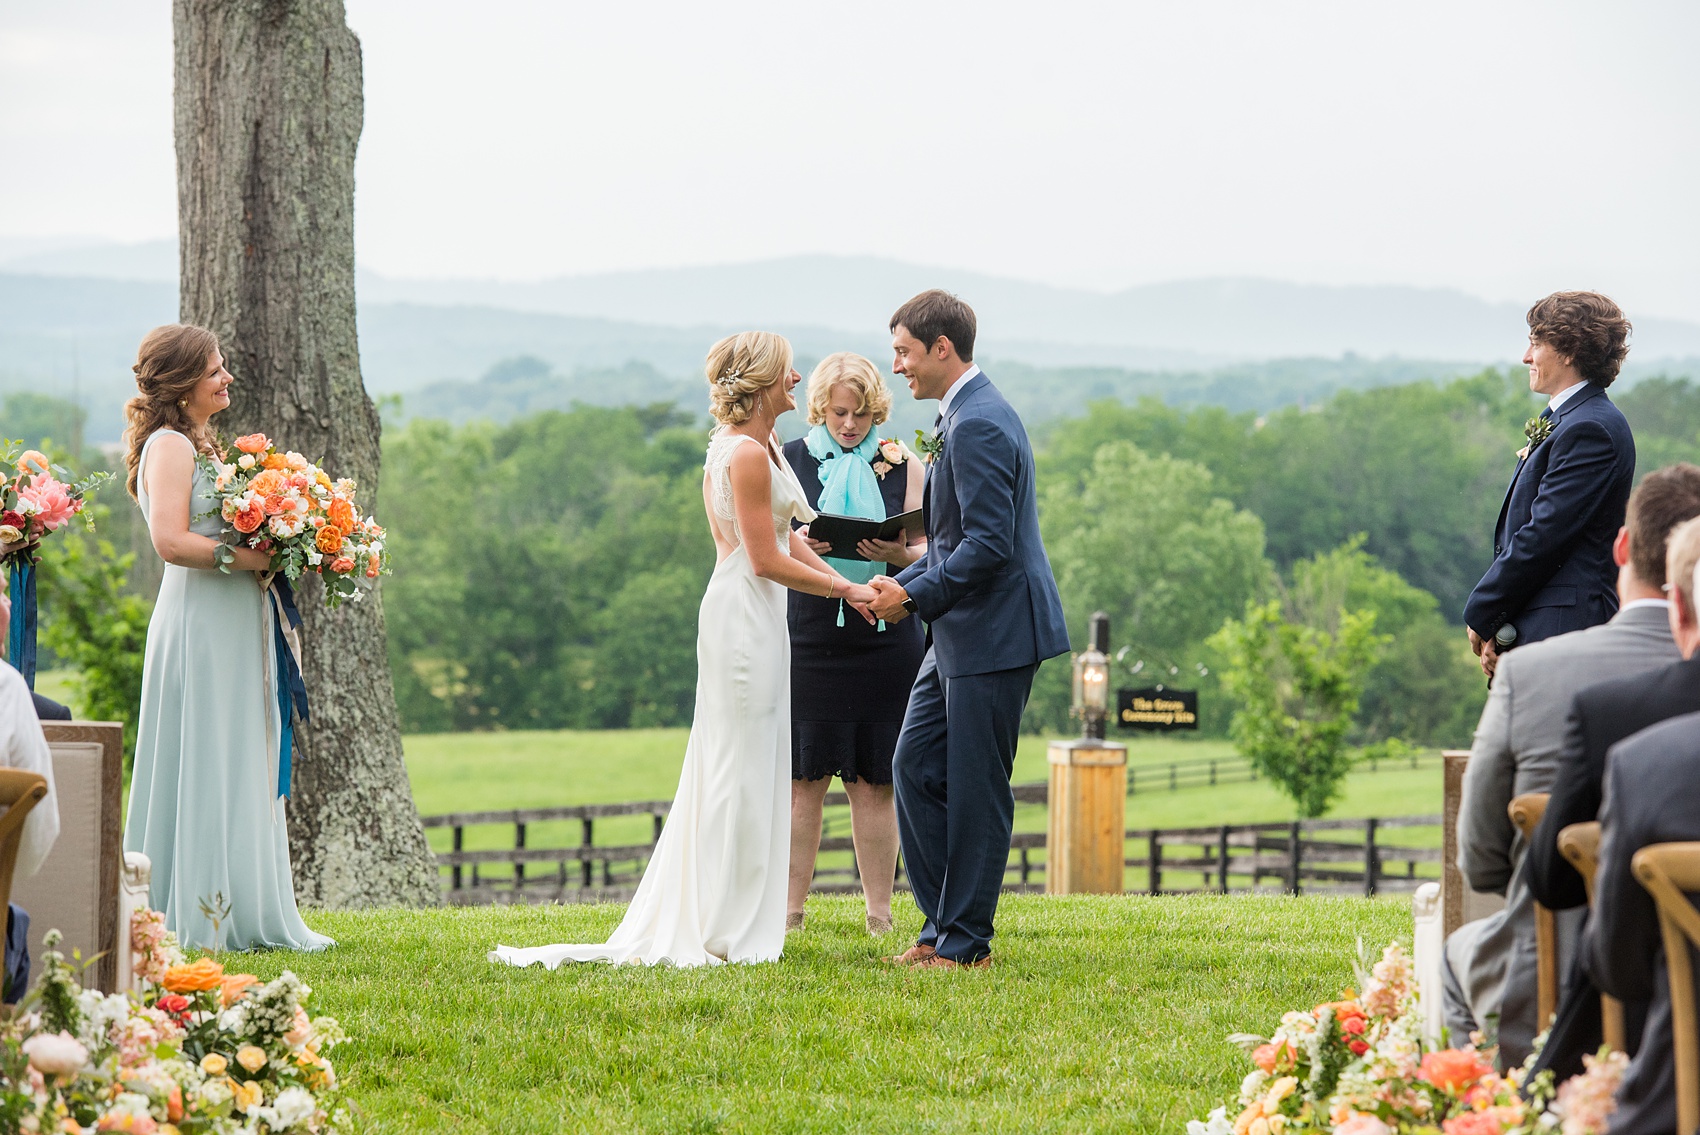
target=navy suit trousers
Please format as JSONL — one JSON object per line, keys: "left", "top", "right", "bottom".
{"left": 892, "top": 649, "right": 1037, "bottom": 963}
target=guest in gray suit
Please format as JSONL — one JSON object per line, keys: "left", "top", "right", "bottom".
{"left": 1444, "top": 466, "right": 1700, "bottom": 1067}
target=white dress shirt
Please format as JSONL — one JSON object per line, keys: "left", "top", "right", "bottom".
{"left": 938, "top": 364, "right": 982, "bottom": 419}
{"left": 0, "top": 662, "right": 60, "bottom": 878}
{"left": 1548, "top": 381, "right": 1591, "bottom": 415}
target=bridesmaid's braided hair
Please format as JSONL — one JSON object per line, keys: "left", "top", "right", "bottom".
{"left": 122, "top": 323, "right": 224, "bottom": 500}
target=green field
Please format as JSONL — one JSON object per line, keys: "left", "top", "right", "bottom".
{"left": 401, "top": 729, "right": 1444, "bottom": 892}
{"left": 253, "top": 894, "right": 1410, "bottom": 1134}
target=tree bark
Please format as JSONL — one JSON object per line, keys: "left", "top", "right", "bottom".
{"left": 173, "top": 0, "right": 437, "bottom": 908}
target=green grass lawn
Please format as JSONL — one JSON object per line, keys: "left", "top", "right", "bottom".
{"left": 251, "top": 894, "right": 1410, "bottom": 1134}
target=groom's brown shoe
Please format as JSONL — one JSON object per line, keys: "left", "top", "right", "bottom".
{"left": 881, "top": 943, "right": 936, "bottom": 966}
{"left": 911, "top": 953, "right": 992, "bottom": 971}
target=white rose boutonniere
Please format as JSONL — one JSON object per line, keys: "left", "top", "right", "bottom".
{"left": 872, "top": 437, "right": 910, "bottom": 479}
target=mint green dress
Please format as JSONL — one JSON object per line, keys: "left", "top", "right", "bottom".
{"left": 124, "top": 429, "right": 332, "bottom": 952}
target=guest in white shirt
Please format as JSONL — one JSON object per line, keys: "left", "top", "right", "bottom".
{"left": 0, "top": 590, "right": 61, "bottom": 1001}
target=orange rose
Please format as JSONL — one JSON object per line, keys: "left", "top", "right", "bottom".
{"left": 315, "top": 526, "right": 344, "bottom": 554}
{"left": 330, "top": 556, "right": 355, "bottom": 574}
{"left": 234, "top": 434, "right": 270, "bottom": 455}
{"left": 161, "top": 957, "right": 225, "bottom": 993}
{"left": 1420, "top": 1049, "right": 1494, "bottom": 1093}
{"left": 220, "top": 972, "right": 259, "bottom": 1007}
{"left": 1252, "top": 1043, "right": 1281, "bottom": 1073}
{"left": 263, "top": 495, "right": 291, "bottom": 516}
{"left": 249, "top": 470, "right": 286, "bottom": 497}
{"left": 262, "top": 452, "right": 290, "bottom": 470}
{"left": 233, "top": 503, "right": 265, "bottom": 534}
{"left": 327, "top": 497, "right": 356, "bottom": 535}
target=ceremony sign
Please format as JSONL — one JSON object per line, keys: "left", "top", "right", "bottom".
{"left": 1116, "top": 687, "right": 1198, "bottom": 731}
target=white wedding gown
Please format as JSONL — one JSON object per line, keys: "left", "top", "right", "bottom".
{"left": 490, "top": 431, "right": 815, "bottom": 968}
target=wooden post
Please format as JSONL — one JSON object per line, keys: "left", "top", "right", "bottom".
{"left": 451, "top": 825, "right": 463, "bottom": 891}
{"left": 581, "top": 818, "right": 594, "bottom": 888}
{"left": 1443, "top": 749, "right": 1470, "bottom": 935}
{"left": 1287, "top": 821, "right": 1302, "bottom": 894}
{"left": 1217, "top": 825, "right": 1230, "bottom": 894}
{"left": 514, "top": 821, "right": 526, "bottom": 890}
{"left": 1148, "top": 830, "right": 1163, "bottom": 896}
{"left": 1045, "top": 739, "right": 1128, "bottom": 894}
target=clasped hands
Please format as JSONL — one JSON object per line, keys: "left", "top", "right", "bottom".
{"left": 1466, "top": 626, "right": 1499, "bottom": 681}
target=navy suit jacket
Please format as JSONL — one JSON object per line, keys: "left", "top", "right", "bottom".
{"left": 1464, "top": 384, "right": 1634, "bottom": 646}
{"left": 896, "top": 372, "right": 1070, "bottom": 679}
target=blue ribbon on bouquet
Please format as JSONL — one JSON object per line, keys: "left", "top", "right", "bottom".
{"left": 267, "top": 576, "right": 310, "bottom": 799}
{"left": 6, "top": 561, "right": 36, "bottom": 689}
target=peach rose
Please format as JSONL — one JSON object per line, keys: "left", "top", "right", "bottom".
{"left": 16, "top": 449, "right": 51, "bottom": 476}
{"left": 1442, "top": 1112, "right": 1508, "bottom": 1135}
{"left": 220, "top": 973, "right": 259, "bottom": 1007}
{"left": 1420, "top": 1049, "right": 1494, "bottom": 1093}
{"left": 249, "top": 470, "right": 286, "bottom": 497}
{"left": 231, "top": 1077, "right": 263, "bottom": 1112}
{"left": 330, "top": 556, "right": 356, "bottom": 575}
{"left": 161, "top": 957, "right": 225, "bottom": 993}
{"left": 200, "top": 1053, "right": 228, "bottom": 1076}
{"left": 233, "top": 503, "right": 265, "bottom": 534}
{"left": 1334, "top": 1115, "right": 1393, "bottom": 1135}
{"left": 236, "top": 1044, "right": 267, "bottom": 1073}
{"left": 22, "top": 1031, "right": 87, "bottom": 1077}
{"left": 285, "top": 452, "right": 309, "bottom": 471}
{"left": 234, "top": 434, "right": 270, "bottom": 455}
{"left": 315, "top": 525, "right": 344, "bottom": 554}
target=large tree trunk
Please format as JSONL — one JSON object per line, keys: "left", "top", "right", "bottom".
{"left": 173, "top": 0, "right": 437, "bottom": 908}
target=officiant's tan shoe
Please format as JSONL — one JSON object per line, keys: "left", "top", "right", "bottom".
{"left": 910, "top": 953, "right": 992, "bottom": 971}
{"left": 881, "top": 943, "right": 935, "bottom": 966}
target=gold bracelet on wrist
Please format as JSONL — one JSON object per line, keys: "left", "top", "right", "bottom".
{"left": 825, "top": 575, "right": 836, "bottom": 599}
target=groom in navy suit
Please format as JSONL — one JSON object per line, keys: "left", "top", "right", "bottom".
{"left": 1465, "top": 291, "right": 1637, "bottom": 680}
{"left": 868, "top": 290, "right": 1070, "bottom": 969}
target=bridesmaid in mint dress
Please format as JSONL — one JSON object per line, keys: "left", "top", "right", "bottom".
{"left": 121, "top": 324, "right": 331, "bottom": 952}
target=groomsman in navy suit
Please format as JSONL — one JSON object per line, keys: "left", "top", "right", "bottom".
{"left": 869, "top": 290, "right": 1070, "bottom": 969}
{"left": 1465, "top": 292, "right": 1637, "bottom": 680}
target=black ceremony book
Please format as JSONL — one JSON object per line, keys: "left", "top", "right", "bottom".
{"left": 807, "top": 509, "right": 924, "bottom": 561}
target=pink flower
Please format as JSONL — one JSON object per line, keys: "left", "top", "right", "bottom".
{"left": 1442, "top": 1111, "right": 1509, "bottom": 1135}
{"left": 1335, "top": 1115, "right": 1393, "bottom": 1135}
{"left": 22, "top": 1031, "right": 87, "bottom": 1077}
{"left": 234, "top": 433, "right": 271, "bottom": 454}
{"left": 16, "top": 474, "right": 78, "bottom": 533}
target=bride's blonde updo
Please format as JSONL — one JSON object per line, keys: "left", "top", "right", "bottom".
{"left": 705, "top": 331, "right": 793, "bottom": 426}
{"left": 122, "top": 323, "right": 223, "bottom": 500}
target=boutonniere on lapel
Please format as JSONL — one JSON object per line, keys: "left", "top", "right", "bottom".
{"left": 914, "top": 427, "right": 944, "bottom": 465}
{"left": 871, "top": 438, "right": 909, "bottom": 479}
{"left": 1517, "top": 415, "right": 1555, "bottom": 461}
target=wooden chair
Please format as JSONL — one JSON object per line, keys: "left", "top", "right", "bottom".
{"left": 1631, "top": 842, "right": 1700, "bottom": 1135}
{"left": 1558, "top": 821, "right": 1627, "bottom": 1052}
{"left": 0, "top": 769, "right": 50, "bottom": 918}
{"left": 1509, "top": 792, "right": 1559, "bottom": 1030}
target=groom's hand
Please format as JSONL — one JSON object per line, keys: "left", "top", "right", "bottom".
{"left": 868, "top": 576, "right": 911, "bottom": 623}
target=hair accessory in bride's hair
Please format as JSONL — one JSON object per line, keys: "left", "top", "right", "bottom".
{"left": 716, "top": 367, "right": 743, "bottom": 388}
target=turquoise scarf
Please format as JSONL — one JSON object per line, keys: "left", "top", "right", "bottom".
{"left": 805, "top": 425, "right": 888, "bottom": 628}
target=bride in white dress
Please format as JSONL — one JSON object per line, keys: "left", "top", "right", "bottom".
{"left": 491, "top": 331, "right": 881, "bottom": 968}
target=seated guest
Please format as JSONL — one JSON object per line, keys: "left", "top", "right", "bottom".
{"left": 0, "top": 591, "right": 62, "bottom": 1002}
{"left": 1585, "top": 708, "right": 1700, "bottom": 1135}
{"left": 1445, "top": 467, "right": 1700, "bottom": 1068}
{"left": 31, "top": 692, "right": 70, "bottom": 721}
{"left": 1465, "top": 292, "right": 1636, "bottom": 680}
{"left": 1525, "top": 501, "right": 1700, "bottom": 1084}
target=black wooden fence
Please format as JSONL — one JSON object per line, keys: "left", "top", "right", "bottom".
{"left": 422, "top": 781, "right": 1441, "bottom": 905}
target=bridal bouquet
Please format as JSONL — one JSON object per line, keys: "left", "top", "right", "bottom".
{"left": 199, "top": 434, "right": 389, "bottom": 608}
{"left": 0, "top": 910, "right": 349, "bottom": 1133}
{"left": 0, "top": 445, "right": 111, "bottom": 564}
{"left": 1185, "top": 942, "right": 1627, "bottom": 1135}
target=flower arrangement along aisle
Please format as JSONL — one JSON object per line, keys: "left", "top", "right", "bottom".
{"left": 1184, "top": 942, "right": 1630, "bottom": 1135}
{"left": 0, "top": 910, "right": 349, "bottom": 1133}
{"left": 198, "top": 433, "right": 391, "bottom": 799}
{"left": 1, "top": 444, "right": 113, "bottom": 687}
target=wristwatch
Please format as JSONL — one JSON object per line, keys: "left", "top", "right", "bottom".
{"left": 213, "top": 543, "right": 238, "bottom": 574}
{"left": 901, "top": 596, "right": 918, "bottom": 614}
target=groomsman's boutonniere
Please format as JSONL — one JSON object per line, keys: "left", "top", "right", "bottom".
{"left": 871, "top": 438, "right": 908, "bottom": 479}
{"left": 914, "top": 427, "right": 944, "bottom": 465}
{"left": 1518, "top": 415, "right": 1555, "bottom": 461}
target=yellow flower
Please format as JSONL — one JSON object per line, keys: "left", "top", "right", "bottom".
{"left": 231, "top": 1078, "right": 263, "bottom": 1112}
{"left": 235, "top": 1044, "right": 267, "bottom": 1073}
{"left": 199, "top": 1053, "right": 228, "bottom": 1076}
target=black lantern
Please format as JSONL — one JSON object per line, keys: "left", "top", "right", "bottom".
{"left": 1071, "top": 611, "right": 1111, "bottom": 741}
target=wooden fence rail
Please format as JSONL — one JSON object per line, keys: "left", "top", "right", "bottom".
{"left": 422, "top": 787, "right": 1441, "bottom": 905}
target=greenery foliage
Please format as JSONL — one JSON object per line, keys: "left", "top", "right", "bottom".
{"left": 1210, "top": 584, "right": 1389, "bottom": 818}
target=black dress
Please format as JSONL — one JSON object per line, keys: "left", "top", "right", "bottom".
{"left": 782, "top": 437, "right": 927, "bottom": 784}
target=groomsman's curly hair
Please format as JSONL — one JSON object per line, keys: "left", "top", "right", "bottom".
{"left": 890, "top": 290, "right": 976, "bottom": 362}
{"left": 1526, "top": 291, "right": 1632, "bottom": 388}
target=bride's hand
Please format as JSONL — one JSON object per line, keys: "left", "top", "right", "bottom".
{"left": 840, "top": 582, "right": 879, "bottom": 624}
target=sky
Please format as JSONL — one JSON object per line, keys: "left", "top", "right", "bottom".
{"left": 2, "top": 0, "right": 1697, "bottom": 319}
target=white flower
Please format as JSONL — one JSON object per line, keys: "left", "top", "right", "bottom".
{"left": 270, "top": 1086, "right": 318, "bottom": 1128}
{"left": 1187, "top": 1106, "right": 1235, "bottom": 1135}
{"left": 76, "top": 990, "right": 131, "bottom": 1046}
{"left": 21, "top": 1031, "right": 87, "bottom": 1076}
{"left": 238, "top": 454, "right": 256, "bottom": 470}
{"left": 0, "top": 524, "right": 22, "bottom": 543}
{"left": 307, "top": 550, "right": 323, "bottom": 566}
{"left": 15, "top": 498, "right": 41, "bottom": 516}
{"left": 198, "top": 1076, "right": 234, "bottom": 1106}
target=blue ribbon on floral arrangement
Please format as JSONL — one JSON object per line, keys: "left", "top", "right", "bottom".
{"left": 6, "top": 561, "right": 36, "bottom": 689}
{"left": 267, "top": 576, "right": 310, "bottom": 799}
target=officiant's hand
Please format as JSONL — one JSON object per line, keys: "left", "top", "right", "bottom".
{"left": 796, "top": 525, "right": 833, "bottom": 556}
{"left": 857, "top": 537, "right": 919, "bottom": 569}
{"left": 867, "top": 576, "right": 911, "bottom": 623}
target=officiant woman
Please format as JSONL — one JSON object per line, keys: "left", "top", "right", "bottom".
{"left": 782, "top": 352, "right": 926, "bottom": 936}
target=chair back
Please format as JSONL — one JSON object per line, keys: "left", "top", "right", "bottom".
{"left": 1509, "top": 792, "right": 1558, "bottom": 1029}
{"left": 0, "top": 769, "right": 49, "bottom": 917}
{"left": 1559, "top": 821, "right": 1626, "bottom": 1052}
{"left": 1631, "top": 842, "right": 1700, "bottom": 1135}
